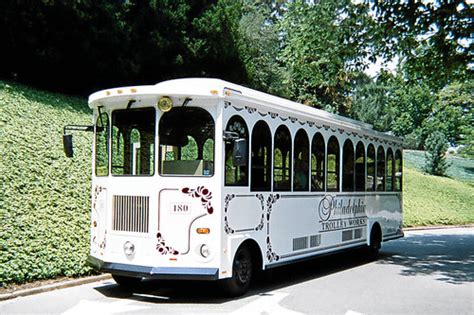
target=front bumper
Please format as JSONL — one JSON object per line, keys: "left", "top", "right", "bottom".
{"left": 88, "top": 256, "right": 219, "bottom": 281}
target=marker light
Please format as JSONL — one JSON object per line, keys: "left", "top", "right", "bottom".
{"left": 158, "top": 96, "right": 173, "bottom": 112}
{"left": 197, "top": 228, "right": 210, "bottom": 234}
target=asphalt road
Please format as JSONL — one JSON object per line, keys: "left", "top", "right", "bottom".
{"left": 1, "top": 227, "right": 473, "bottom": 314}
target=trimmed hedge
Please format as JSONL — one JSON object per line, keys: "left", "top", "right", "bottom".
{"left": 0, "top": 81, "right": 93, "bottom": 286}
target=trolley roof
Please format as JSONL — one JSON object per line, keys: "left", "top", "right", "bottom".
{"left": 88, "top": 78, "right": 403, "bottom": 145}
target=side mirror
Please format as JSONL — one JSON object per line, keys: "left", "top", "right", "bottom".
{"left": 233, "top": 138, "right": 247, "bottom": 166}
{"left": 63, "top": 134, "right": 74, "bottom": 158}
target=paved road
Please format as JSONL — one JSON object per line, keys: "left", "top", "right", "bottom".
{"left": 1, "top": 227, "right": 473, "bottom": 314}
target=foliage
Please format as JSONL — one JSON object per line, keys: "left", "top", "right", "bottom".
{"left": 424, "top": 131, "right": 450, "bottom": 176}
{"left": 403, "top": 166, "right": 474, "bottom": 227}
{"left": 278, "top": 0, "right": 375, "bottom": 114}
{"left": 0, "top": 0, "right": 247, "bottom": 94}
{"left": 369, "top": 0, "right": 473, "bottom": 89}
{"left": 404, "top": 150, "right": 474, "bottom": 186}
{"left": 0, "top": 81, "right": 93, "bottom": 286}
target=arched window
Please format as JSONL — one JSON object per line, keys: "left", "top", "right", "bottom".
{"left": 395, "top": 150, "right": 403, "bottom": 191}
{"left": 311, "top": 133, "right": 325, "bottom": 191}
{"left": 367, "top": 144, "right": 376, "bottom": 191}
{"left": 273, "top": 125, "right": 292, "bottom": 191}
{"left": 327, "top": 136, "right": 340, "bottom": 191}
{"left": 386, "top": 148, "right": 394, "bottom": 191}
{"left": 224, "top": 115, "right": 248, "bottom": 186}
{"left": 251, "top": 121, "right": 271, "bottom": 191}
{"left": 355, "top": 141, "right": 365, "bottom": 191}
{"left": 342, "top": 139, "right": 355, "bottom": 191}
{"left": 294, "top": 129, "right": 309, "bottom": 191}
{"left": 376, "top": 146, "right": 385, "bottom": 191}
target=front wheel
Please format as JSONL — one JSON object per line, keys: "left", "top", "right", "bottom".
{"left": 221, "top": 246, "right": 253, "bottom": 297}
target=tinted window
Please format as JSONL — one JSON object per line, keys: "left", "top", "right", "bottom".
{"left": 274, "top": 125, "right": 292, "bottom": 191}
{"left": 327, "top": 136, "right": 340, "bottom": 191}
{"left": 377, "top": 146, "right": 385, "bottom": 191}
{"left": 311, "top": 133, "right": 325, "bottom": 191}
{"left": 225, "top": 115, "right": 248, "bottom": 186}
{"left": 386, "top": 148, "right": 394, "bottom": 191}
{"left": 395, "top": 150, "right": 403, "bottom": 191}
{"left": 294, "top": 129, "right": 309, "bottom": 191}
{"left": 342, "top": 139, "right": 354, "bottom": 192}
{"left": 355, "top": 141, "right": 365, "bottom": 191}
{"left": 367, "top": 144, "right": 376, "bottom": 191}
{"left": 251, "top": 121, "right": 272, "bottom": 191}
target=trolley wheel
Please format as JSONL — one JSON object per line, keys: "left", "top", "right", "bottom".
{"left": 112, "top": 274, "right": 142, "bottom": 287}
{"left": 222, "top": 246, "right": 253, "bottom": 297}
{"left": 367, "top": 226, "right": 382, "bottom": 261}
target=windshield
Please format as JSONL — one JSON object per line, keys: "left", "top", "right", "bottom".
{"left": 159, "top": 107, "right": 214, "bottom": 176}
{"left": 111, "top": 107, "right": 155, "bottom": 176}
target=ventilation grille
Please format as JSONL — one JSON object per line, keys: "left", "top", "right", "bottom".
{"left": 342, "top": 230, "right": 353, "bottom": 242}
{"left": 354, "top": 228, "right": 363, "bottom": 239}
{"left": 112, "top": 195, "right": 149, "bottom": 233}
{"left": 293, "top": 237, "right": 308, "bottom": 251}
{"left": 310, "top": 234, "right": 321, "bottom": 247}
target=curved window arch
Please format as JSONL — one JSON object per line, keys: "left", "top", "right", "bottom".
{"left": 355, "top": 141, "right": 365, "bottom": 191}
{"left": 294, "top": 129, "right": 309, "bottom": 191}
{"left": 251, "top": 120, "right": 272, "bottom": 191}
{"left": 311, "top": 133, "right": 325, "bottom": 191}
{"left": 367, "top": 144, "right": 376, "bottom": 191}
{"left": 327, "top": 136, "right": 340, "bottom": 191}
{"left": 395, "top": 150, "right": 403, "bottom": 191}
{"left": 386, "top": 148, "right": 394, "bottom": 191}
{"left": 273, "top": 125, "right": 292, "bottom": 191}
{"left": 376, "top": 146, "right": 385, "bottom": 191}
{"left": 225, "top": 115, "right": 248, "bottom": 186}
{"left": 342, "top": 139, "right": 355, "bottom": 191}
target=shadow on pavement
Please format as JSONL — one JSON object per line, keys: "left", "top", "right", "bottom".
{"left": 379, "top": 231, "right": 474, "bottom": 285}
{"left": 94, "top": 247, "right": 372, "bottom": 304}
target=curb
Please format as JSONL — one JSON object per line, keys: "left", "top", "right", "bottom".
{"left": 405, "top": 224, "right": 474, "bottom": 231}
{"left": 0, "top": 274, "right": 112, "bottom": 302}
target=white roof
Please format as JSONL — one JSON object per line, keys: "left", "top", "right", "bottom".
{"left": 88, "top": 78, "right": 402, "bottom": 145}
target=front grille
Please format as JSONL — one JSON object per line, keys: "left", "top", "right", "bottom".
{"left": 112, "top": 195, "right": 149, "bottom": 233}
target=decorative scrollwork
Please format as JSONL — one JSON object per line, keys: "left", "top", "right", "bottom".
{"left": 156, "top": 232, "right": 179, "bottom": 255}
{"left": 182, "top": 186, "right": 214, "bottom": 214}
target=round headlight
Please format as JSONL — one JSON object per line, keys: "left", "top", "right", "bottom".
{"left": 158, "top": 96, "right": 173, "bottom": 112}
{"left": 200, "top": 244, "right": 210, "bottom": 258}
{"left": 124, "top": 241, "right": 135, "bottom": 257}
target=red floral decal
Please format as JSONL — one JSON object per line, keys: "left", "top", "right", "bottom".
{"left": 156, "top": 232, "right": 179, "bottom": 255}
{"left": 181, "top": 186, "right": 214, "bottom": 214}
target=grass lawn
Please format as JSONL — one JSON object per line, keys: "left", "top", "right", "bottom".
{"left": 403, "top": 166, "right": 474, "bottom": 227}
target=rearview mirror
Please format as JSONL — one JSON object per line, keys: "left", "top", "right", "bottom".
{"left": 63, "top": 134, "right": 74, "bottom": 158}
{"left": 233, "top": 138, "right": 247, "bottom": 166}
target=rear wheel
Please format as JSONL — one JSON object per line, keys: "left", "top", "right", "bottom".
{"left": 112, "top": 274, "right": 142, "bottom": 287}
{"left": 368, "top": 225, "right": 382, "bottom": 261}
{"left": 222, "top": 246, "right": 253, "bottom": 297}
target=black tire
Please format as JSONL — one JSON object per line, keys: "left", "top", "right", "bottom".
{"left": 112, "top": 274, "right": 142, "bottom": 288}
{"left": 367, "top": 227, "right": 382, "bottom": 261}
{"left": 222, "top": 246, "right": 253, "bottom": 297}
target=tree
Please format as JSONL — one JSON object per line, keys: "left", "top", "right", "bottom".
{"left": 424, "top": 131, "right": 449, "bottom": 176}
{"left": 278, "top": 0, "right": 375, "bottom": 114}
{"left": 369, "top": 0, "right": 473, "bottom": 89}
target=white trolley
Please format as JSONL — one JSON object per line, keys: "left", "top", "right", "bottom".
{"left": 64, "top": 78, "right": 404, "bottom": 296}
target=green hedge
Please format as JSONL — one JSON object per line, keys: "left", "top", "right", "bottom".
{"left": 0, "top": 81, "right": 93, "bottom": 286}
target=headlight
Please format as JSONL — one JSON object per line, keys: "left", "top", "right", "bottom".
{"left": 200, "top": 244, "right": 210, "bottom": 258}
{"left": 124, "top": 241, "right": 135, "bottom": 257}
{"left": 158, "top": 96, "right": 173, "bottom": 112}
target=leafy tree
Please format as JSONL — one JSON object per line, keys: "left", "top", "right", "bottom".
{"left": 369, "top": 0, "right": 473, "bottom": 89}
{"left": 278, "top": 0, "right": 375, "bottom": 114}
{"left": 424, "top": 131, "right": 450, "bottom": 176}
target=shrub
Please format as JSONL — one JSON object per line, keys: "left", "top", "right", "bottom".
{"left": 424, "top": 131, "right": 449, "bottom": 176}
